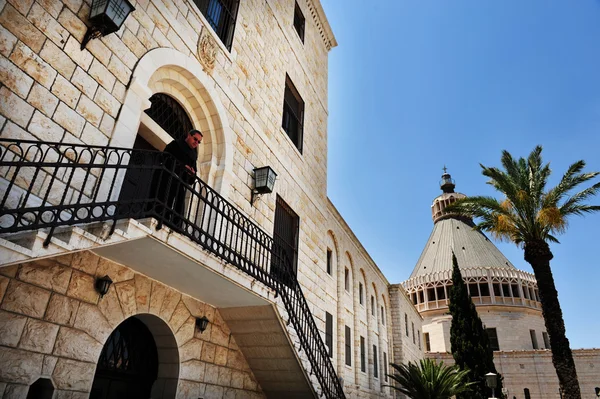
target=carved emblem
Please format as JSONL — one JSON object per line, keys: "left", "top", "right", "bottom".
{"left": 198, "top": 28, "right": 217, "bottom": 74}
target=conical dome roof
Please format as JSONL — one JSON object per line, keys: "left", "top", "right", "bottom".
{"left": 408, "top": 170, "right": 517, "bottom": 279}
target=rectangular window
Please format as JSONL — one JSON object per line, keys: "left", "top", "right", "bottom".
{"left": 371, "top": 296, "right": 375, "bottom": 316}
{"left": 511, "top": 284, "right": 520, "bottom": 297}
{"left": 381, "top": 306, "right": 385, "bottom": 325}
{"left": 272, "top": 196, "right": 299, "bottom": 283}
{"left": 192, "top": 0, "right": 240, "bottom": 50}
{"left": 530, "top": 329, "right": 539, "bottom": 349}
{"left": 360, "top": 336, "right": 366, "bottom": 372}
{"left": 373, "top": 345, "right": 378, "bottom": 378}
{"left": 493, "top": 283, "right": 502, "bottom": 297}
{"left": 502, "top": 283, "right": 510, "bottom": 297}
{"left": 359, "top": 282, "right": 363, "bottom": 305}
{"left": 282, "top": 75, "right": 304, "bottom": 153}
{"left": 412, "top": 322, "right": 415, "bottom": 344}
{"left": 293, "top": 2, "right": 305, "bottom": 42}
{"left": 345, "top": 326, "right": 351, "bottom": 366}
{"left": 411, "top": 292, "right": 418, "bottom": 304}
{"left": 326, "top": 249, "right": 332, "bottom": 275}
{"left": 418, "top": 330, "right": 421, "bottom": 350}
{"left": 325, "top": 312, "right": 333, "bottom": 357}
{"left": 486, "top": 328, "right": 500, "bottom": 351}
{"left": 468, "top": 283, "right": 480, "bottom": 297}
{"left": 480, "top": 282, "right": 490, "bottom": 297}
{"left": 405, "top": 313, "right": 409, "bottom": 336}
{"left": 344, "top": 268, "right": 349, "bottom": 291}
{"left": 436, "top": 286, "right": 446, "bottom": 300}
{"left": 542, "top": 332, "right": 551, "bottom": 349}
{"left": 383, "top": 352, "right": 388, "bottom": 382}
{"left": 424, "top": 332, "right": 431, "bottom": 352}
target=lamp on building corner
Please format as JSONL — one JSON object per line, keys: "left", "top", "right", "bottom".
{"left": 95, "top": 275, "right": 113, "bottom": 298}
{"left": 251, "top": 166, "right": 277, "bottom": 205}
{"left": 81, "top": 0, "right": 136, "bottom": 50}
{"left": 485, "top": 372, "right": 498, "bottom": 399}
{"left": 195, "top": 316, "right": 210, "bottom": 334}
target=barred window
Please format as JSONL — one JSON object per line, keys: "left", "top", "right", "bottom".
{"left": 282, "top": 75, "right": 304, "bottom": 153}
{"left": 192, "top": 0, "right": 240, "bottom": 50}
{"left": 293, "top": 2, "right": 305, "bottom": 42}
{"left": 345, "top": 326, "right": 351, "bottom": 366}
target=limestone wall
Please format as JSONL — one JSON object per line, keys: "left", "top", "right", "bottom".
{"left": 427, "top": 349, "right": 600, "bottom": 399}
{"left": 0, "top": 251, "right": 264, "bottom": 398}
{"left": 421, "top": 305, "right": 548, "bottom": 352}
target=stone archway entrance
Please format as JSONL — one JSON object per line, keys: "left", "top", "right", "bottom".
{"left": 89, "top": 314, "right": 180, "bottom": 399}
{"left": 90, "top": 317, "right": 159, "bottom": 399}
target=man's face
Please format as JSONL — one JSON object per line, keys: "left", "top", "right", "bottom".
{"left": 185, "top": 132, "right": 202, "bottom": 149}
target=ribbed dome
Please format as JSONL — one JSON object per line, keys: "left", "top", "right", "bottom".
{"left": 409, "top": 170, "right": 517, "bottom": 279}
{"left": 408, "top": 217, "right": 517, "bottom": 279}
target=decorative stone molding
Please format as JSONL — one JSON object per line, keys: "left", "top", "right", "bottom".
{"left": 197, "top": 27, "right": 218, "bottom": 74}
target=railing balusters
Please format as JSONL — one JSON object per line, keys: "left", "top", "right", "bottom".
{"left": 0, "top": 139, "right": 345, "bottom": 399}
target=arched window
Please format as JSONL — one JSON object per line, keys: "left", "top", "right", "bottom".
{"left": 145, "top": 93, "right": 193, "bottom": 140}
{"left": 90, "top": 317, "right": 159, "bottom": 399}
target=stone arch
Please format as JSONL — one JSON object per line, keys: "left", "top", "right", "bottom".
{"left": 111, "top": 47, "right": 234, "bottom": 197}
{"left": 91, "top": 313, "right": 180, "bottom": 399}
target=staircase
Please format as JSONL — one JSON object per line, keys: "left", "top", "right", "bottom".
{"left": 0, "top": 139, "right": 345, "bottom": 399}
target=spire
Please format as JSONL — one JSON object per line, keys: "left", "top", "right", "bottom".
{"left": 440, "top": 166, "right": 455, "bottom": 193}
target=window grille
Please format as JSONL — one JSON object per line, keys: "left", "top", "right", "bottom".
{"left": 144, "top": 93, "right": 193, "bottom": 140}
{"left": 192, "top": 0, "right": 240, "bottom": 50}
{"left": 282, "top": 75, "right": 304, "bottom": 152}
{"left": 273, "top": 196, "right": 299, "bottom": 278}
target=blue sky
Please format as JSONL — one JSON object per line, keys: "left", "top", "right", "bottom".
{"left": 321, "top": 1, "right": 600, "bottom": 349}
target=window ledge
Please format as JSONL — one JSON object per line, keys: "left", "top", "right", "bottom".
{"left": 279, "top": 126, "right": 304, "bottom": 159}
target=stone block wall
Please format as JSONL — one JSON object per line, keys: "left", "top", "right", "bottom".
{"left": 0, "top": 251, "right": 264, "bottom": 398}
{"left": 427, "top": 349, "right": 600, "bottom": 399}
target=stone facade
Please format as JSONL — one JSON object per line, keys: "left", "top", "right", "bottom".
{"left": 0, "top": 0, "right": 409, "bottom": 398}
{"left": 0, "top": 252, "right": 264, "bottom": 398}
{"left": 428, "top": 349, "right": 600, "bottom": 399}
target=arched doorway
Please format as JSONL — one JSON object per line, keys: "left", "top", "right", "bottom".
{"left": 90, "top": 317, "right": 159, "bottom": 399}
{"left": 117, "top": 93, "right": 195, "bottom": 212}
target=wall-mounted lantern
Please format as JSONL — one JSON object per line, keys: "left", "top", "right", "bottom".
{"left": 195, "top": 316, "right": 210, "bottom": 334}
{"left": 95, "top": 275, "right": 113, "bottom": 297}
{"left": 81, "top": 0, "right": 136, "bottom": 50}
{"left": 251, "top": 166, "right": 277, "bottom": 205}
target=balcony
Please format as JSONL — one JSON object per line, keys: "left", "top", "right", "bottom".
{"left": 0, "top": 139, "right": 345, "bottom": 399}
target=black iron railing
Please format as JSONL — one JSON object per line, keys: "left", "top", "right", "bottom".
{"left": 0, "top": 139, "right": 345, "bottom": 399}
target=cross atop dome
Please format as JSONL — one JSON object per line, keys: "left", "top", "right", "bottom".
{"left": 440, "top": 166, "right": 455, "bottom": 193}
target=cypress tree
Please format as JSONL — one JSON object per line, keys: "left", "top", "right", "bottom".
{"left": 448, "top": 252, "right": 503, "bottom": 398}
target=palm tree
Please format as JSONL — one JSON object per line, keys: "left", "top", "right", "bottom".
{"left": 386, "top": 358, "right": 475, "bottom": 399}
{"left": 446, "top": 146, "right": 600, "bottom": 399}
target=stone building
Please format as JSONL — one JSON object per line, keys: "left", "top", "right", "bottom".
{"left": 0, "top": 0, "right": 418, "bottom": 398}
{"left": 403, "top": 171, "right": 600, "bottom": 399}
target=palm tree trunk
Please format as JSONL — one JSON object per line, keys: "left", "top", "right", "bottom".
{"left": 524, "top": 240, "right": 581, "bottom": 399}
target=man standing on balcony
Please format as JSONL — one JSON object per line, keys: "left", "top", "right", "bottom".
{"left": 154, "top": 129, "right": 203, "bottom": 227}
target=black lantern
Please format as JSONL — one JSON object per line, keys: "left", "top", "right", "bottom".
{"left": 485, "top": 372, "right": 498, "bottom": 398}
{"left": 251, "top": 166, "right": 277, "bottom": 205}
{"left": 95, "top": 275, "right": 113, "bottom": 297}
{"left": 81, "top": 0, "right": 136, "bottom": 49}
{"left": 195, "top": 316, "right": 210, "bottom": 334}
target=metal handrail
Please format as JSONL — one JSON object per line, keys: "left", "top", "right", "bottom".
{"left": 0, "top": 139, "right": 345, "bottom": 399}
